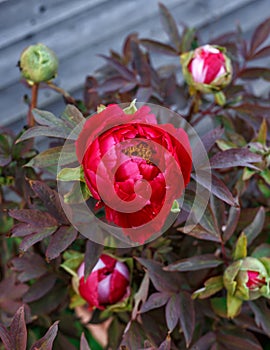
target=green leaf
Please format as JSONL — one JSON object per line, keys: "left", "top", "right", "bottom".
{"left": 25, "top": 143, "right": 76, "bottom": 170}
{"left": 170, "top": 199, "right": 180, "bottom": 213}
{"left": 223, "top": 260, "right": 242, "bottom": 295}
{"left": 165, "top": 254, "right": 223, "bottom": 272}
{"left": 63, "top": 181, "right": 92, "bottom": 204}
{"left": 257, "top": 119, "right": 267, "bottom": 145}
{"left": 226, "top": 293, "right": 243, "bottom": 318}
{"left": 62, "top": 250, "right": 84, "bottom": 273}
{"left": 233, "top": 232, "right": 247, "bottom": 260}
{"left": 57, "top": 166, "right": 84, "bottom": 182}
{"left": 260, "top": 168, "right": 270, "bottom": 185}
{"left": 211, "top": 297, "right": 228, "bottom": 318}
{"left": 192, "top": 275, "right": 224, "bottom": 299}
{"left": 252, "top": 244, "right": 270, "bottom": 258}
{"left": 123, "top": 99, "right": 137, "bottom": 114}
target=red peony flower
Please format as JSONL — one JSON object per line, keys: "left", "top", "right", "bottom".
{"left": 76, "top": 104, "right": 192, "bottom": 243}
{"left": 246, "top": 270, "right": 266, "bottom": 290}
{"left": 78, "top": 254, "right": 130, "bottom": 310}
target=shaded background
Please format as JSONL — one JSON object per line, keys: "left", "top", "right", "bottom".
{"left": 1, "top": 0, "right": 269, "bottom": 133}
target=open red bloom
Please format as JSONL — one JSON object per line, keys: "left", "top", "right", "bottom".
{"left": 76, "top": 104, "right": 192, "bottom": 243}
{"left": 78, "top": 254, "right": 130, "bottom": 310}
{"left": 246, "top": 270, "right": 266, "bottom": 290}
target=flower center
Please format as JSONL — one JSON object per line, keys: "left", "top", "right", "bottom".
{"left": 123, "top": 142, "right": 153, "bottom": 163}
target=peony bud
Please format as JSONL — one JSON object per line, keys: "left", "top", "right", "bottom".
{"left": 180, "top": 44, "right": 232, "bottom": 94}
{"left": 223, "top": 257, "right": 270, "bottom": 301}
{"left": 78, "top": 254, "right": 130, "bottom": 310}
{"left": 19, "top": 43, "right": 58, "bottom": 83}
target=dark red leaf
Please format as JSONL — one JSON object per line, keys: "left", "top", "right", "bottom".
{"left": 218, "top": 330, "right": 262, "bottom": 350}
{"left": 140, "top": 39, "right": 178, "bottom": 56}
{"left": 84, "top": 240, "right": 103, "bottom": 279}
{"left": 46, "top": 226, "right": 77, "bottom": 260}
{"left": 135, "top": 86, "right": 153, "bottom": 102}
{"left": 0, "top": 276, "right": 28, "bottom": 315}
{"left": 165, "top": 294, "right": 180, "bottom": 332}
{"left": 250, "top": 18, "right": 270, "bottom": 54}
{"left": 249, "top": 300, "right": 270, "bottom": 337}
{"left": 164, "top": 254, "right": 223, "bottom": 272}
{"left": 30, "top": 321, "right": 59, "bottom": 350}
{"left": 178, "top": 224, "right": 221, "bottom": 242}
{"left": 80, "top": 333, "right": 91, "bottom": 350}
{"left": 130, "top": 39, "right": 151, "bottom": 86}
{"left": 30, "top": 180, "right": 68, "bottom": 225}
{"left": 209, "top": 148, "right": 262, "bottom": 170}
{"left": 158, "top": 335, "right": 171, "bottom": 350}
{"left": 95, "top": 77, "right": 134, "bottom": 94}
{"left": 191, "top": 172, "right": 236, "bottom": 206}
{"left": 20, "top": 226, "right": 57, "bottom": 253}
{"left": 178, "top": 291, "right": 195, "bottom": 347}
{"left": 223, "top": 206, "right": 241, "bottom": 242}
{"left": 159, "top": 3, "right": 181, "bottom": 51}
{"left": 120, "top": 321, "right": 145, "bottom": 349}
{"left": 200, "top": 126, "right": 224, "bottom": 153}
{"left": 136, "top": 258, "right": 181, "bottom": 293}
{"left": 0, "top": 325, "right": 13, "bottom": 350}
{"left": 190, "top": 332, "right": 216, "bottom": 350}
{"left": 248, "top": 45, "right": 270, "bottom": 60}
{"left": 10, "top": 306, "right": 27, "bottom": 350}
{"left": 140, "top": 292, "right": 169, "bottom": 313}
{"left": 23, "top": 274, "right": 56, "bottom": 303}
{"left": 232, "top": 103, "right": 270, "bottom": 118}
{"left": 244, "top": 206, "right": 265, "bottom": 245}
{"left": 12, "top": 253, "right": 47, "bottom": 282}
{"left": 9, "top": 209, "right": 58, "bottom": 228}
{"left": 237, "top": 67, "right": 270, "bottom": 81}
{"left": 99, "top": 55, "right": 135, "bottom": 81}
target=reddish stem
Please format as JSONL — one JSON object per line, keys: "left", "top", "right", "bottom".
{"left": 27, "top": 83, "right": 39, "bottom": 127}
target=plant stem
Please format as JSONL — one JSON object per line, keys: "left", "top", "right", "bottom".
{"left": 27, "top": 83, "right": 39, "bottom": 127}
{"left": 46, "top": 82, "right": 76, "bottom": 104}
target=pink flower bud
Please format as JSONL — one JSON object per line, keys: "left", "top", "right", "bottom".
{"left": 188, "top": 45, "right": 226, "bottom": 84}
{"left": 78, "top": 254, "right": 130, "bottom": 309}
{"left": 180, "top": 44, "right": 232, "bottom": 94}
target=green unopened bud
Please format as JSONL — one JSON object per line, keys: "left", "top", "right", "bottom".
{"left": 19, "top": 43, "right": 58, "bottom": 83}
{"left": 224, "top": 257, "right": 270, "bottom": 301}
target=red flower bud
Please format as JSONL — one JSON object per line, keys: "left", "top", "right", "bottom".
{"left": 78, "top": 254, "right": 130, "bottom": 309}
{"left": 180, "top": 44, "right": 232, "bottom": 94}
{"left": 188, "top": 45, "right": 226, "bottom": 84}
{"left": 246, "top": 270, "right": 266, "bottom": 290}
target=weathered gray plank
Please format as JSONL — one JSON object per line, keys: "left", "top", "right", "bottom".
{"left": 1, "top": 0, "right": 269, "bottom": 133}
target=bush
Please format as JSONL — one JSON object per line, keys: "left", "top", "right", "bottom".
{"left": 0, "top": 4, "right": 270, "bottom": 350}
